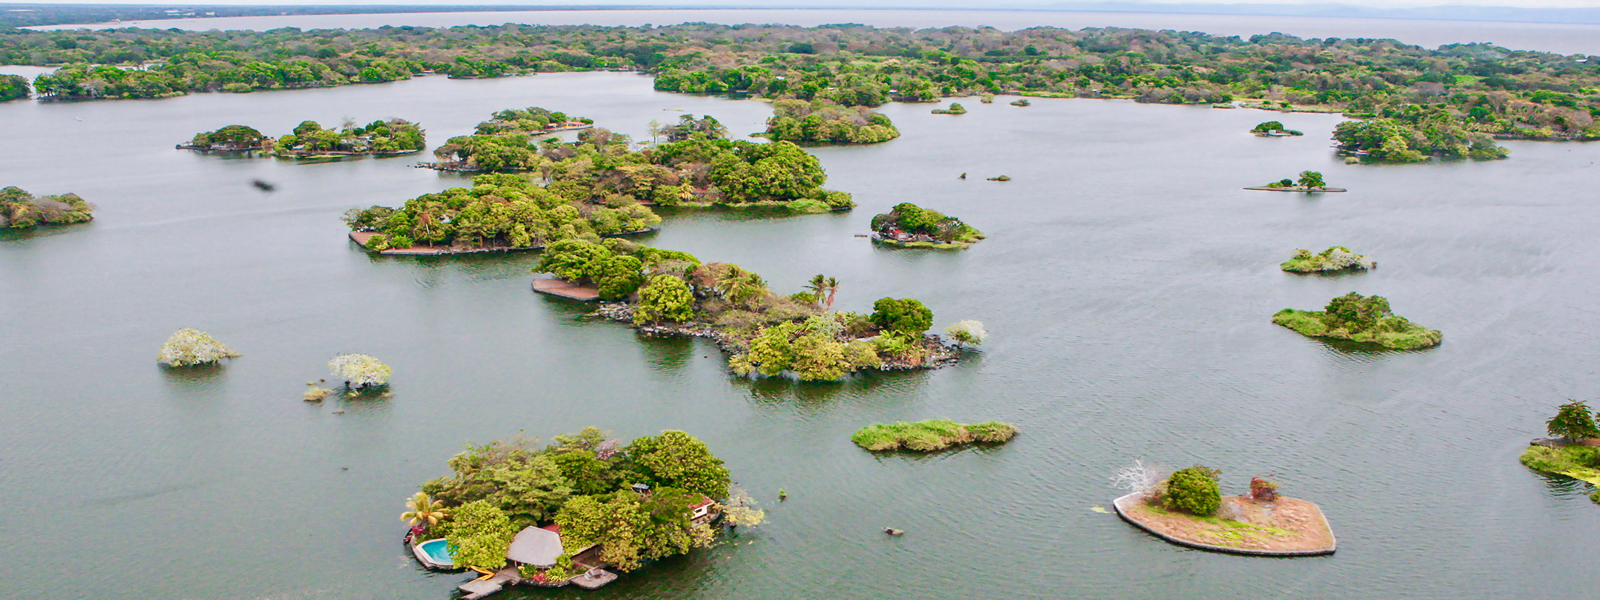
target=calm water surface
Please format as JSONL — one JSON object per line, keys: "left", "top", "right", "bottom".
{"left": 3, "top": 72, "right": 1600, "bottom": 599}
{"left": 30, "top": 8, "right": 1600, "bottom": 55}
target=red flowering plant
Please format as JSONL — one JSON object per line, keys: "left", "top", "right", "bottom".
{"left": 1249, "top": 475, "right": 1279, "bottom": 502}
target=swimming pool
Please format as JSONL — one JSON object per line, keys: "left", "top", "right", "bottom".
{"left": 413, "top": 538, "right": 454, "bottom": 569}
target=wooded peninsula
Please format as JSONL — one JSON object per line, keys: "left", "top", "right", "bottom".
{"left": 5, "top": 23, "right": 1597, "bottom": 164}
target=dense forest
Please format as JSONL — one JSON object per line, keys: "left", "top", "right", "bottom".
{"left": 273, "top": 118, "right": 426, "bottom": 155}
{"left": 763, "top": 99, "right": 900, "bottom": 145}
{"left": 5, "top": 22, "right": 1597, "bottom": 157}
{"left": 0, "top": 186, "right": 93, "bottom": 229}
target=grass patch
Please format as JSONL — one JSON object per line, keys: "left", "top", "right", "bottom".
{"left": 852, "top": 419, "right": 1018, "bottom": 452}
{"left": 1136, "top": 503, "right": 1297, "bottom": 545}
{"left": 1521, "top": 445, "right": 1600, "bottom": 487}
{"left": 1281, "top": 247, "right": 1374, "bottom": 273}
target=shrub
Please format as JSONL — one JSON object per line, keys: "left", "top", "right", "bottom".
{"left": 634, "top": 275, "right": 695, "bottom": 324}
{"left": 156, "top": 328, "right": 241, "bottom": 367}
{"left": 445, "top": 500, "right": 516, "bottom": 570}
{"left": 870, "top": 297, "right": 933, "bottom": 335}
{"left": 1249, "top": 476, "right": 1279, "bottom": 501}
{"left": 1548, "top": 399, "right": 1600, "bottom": 441}
{"left": 1163, "top": 466, "right": 1221, "bottom": 516}
{"left": 945, "top": 320, "right": 986, "bottom": 346}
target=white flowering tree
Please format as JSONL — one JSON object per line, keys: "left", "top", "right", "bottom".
{"left": 1111, "top": 459, "right": 1165, "bottom": 500}
{"left": 157, "top": 328, "right": 241, "bottom": 367}
{"left": 329, "top": 354, "right": 392, "bottom": 389}
{"left": 944, "top": 320, "right": 987, "bottom": 347}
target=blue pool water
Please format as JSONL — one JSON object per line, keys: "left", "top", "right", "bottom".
{"left": 417, "top": 539, "right": 452, "bottom": 565}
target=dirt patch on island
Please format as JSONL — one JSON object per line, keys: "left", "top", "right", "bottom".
{"left": 1117, "top": 495, "right": 1335, "bottom": 555}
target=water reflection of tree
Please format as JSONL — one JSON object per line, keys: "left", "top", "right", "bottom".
{"left": 736, "top": 368, "right": 925, "bottom": 406}
{"left": 1531, "top": 469, "right": 1595, "bottom": 498}
{"left": 638, "top": 334, "right": 695, "bottom": 373}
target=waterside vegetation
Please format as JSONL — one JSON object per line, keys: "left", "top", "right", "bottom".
{"left": 1, "top": 74, "right": 30, "bottom": 102}
{"left": 0, "top": 186, "right": 92, "bottom": 229}
{"left": 1272, "top": 292, "right": 1442, "bottom": 349}
{"left": 851, "top": 419, "right": 1017, "bottom": 452}
{"left": 871, "top": 202, "right": 985, "bottom": 249}
{"left": 181, "top": 124, "right": 266, "bottom": 151}
{"left": 272, "top": 118, "right": 426, "bottom": 156}
{"left": 1249, "top": 170, "right": 1341, "bottom": 192}
{"left": 1281, "top": 246, "right": 1375, "bottom": 273}
{"left": 931, "top": 102, "right": 967, "bottom": 115}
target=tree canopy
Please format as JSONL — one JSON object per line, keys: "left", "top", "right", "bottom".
{"left": 871, "top": 202, "right": 984, "bottom": 247}
{"left": 0, "top": 74, "right": 29, "bottom": 102}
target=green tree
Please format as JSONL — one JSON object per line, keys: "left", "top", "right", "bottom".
{"left": 627, "top": 430, "right": 731, "bottom": 499}
{"left": 1548, "top": 400, "right": 1600, "bottom": 441}
{"left": 634, "top": 275, "right": 695, "bottom": 324}
{"left": 444, "top": 500, "right": 516, "bottom": 570}
{"left": 1297, "top": 170, "right": 1326, "bottom": 189}
{"left": 1163, "top": 466, "right": 1221, "bottom": 516}
{"left": 554, "top": 492, "right": 650, "bottom": 571}
{"left": 870, "top": 297, "right": 933, "bottom": 335}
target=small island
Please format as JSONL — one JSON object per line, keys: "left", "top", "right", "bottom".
{"left": 1245, "top": 171, "right": 1345, "bottom": 193}
{"left": 1251, "top": 120, "right": 1303, "bottom": 136}
{"left": 931, "top": 102, "right": 967, "bottom": 115}
{"left": 764, "top": 99, "right": 900, "bottom": 145}
{"left": 1272, "top": 292, "right": 1441, "bottom": 350}
{"left": 424, "top": 117, "right": 852, "bottom": 213}
{"left": 1010, "top": 98, "right": 1031, "bottom": 107}
{"left": 271, "top": 119, "right": 425, "bottom": 157}
{"left": 870, "top": 202, "right": 985, "bottom": 249}
{"left": 1281, "top": 247, "right": 1375, "bottom": 273}
{"left": 1, "top": 186, "right": 92, "bottom": 229}
{"left": 178, "top": 125, "right": 266, "bottom": 152}
{"left": 472, "top": 106, "right": 593, "bottom": 136}
{"left": 1111, "top": 462, "right": 1336, "bottom": 556}
{"left": 403, "top": 428, "right": 764, "bottom": 596}
{"left": 1522, "top": 400, "right": 1600, "bottom": 504}
{"left": 1, "top": 74, "right": 30, "bottom": 102}
{"left": 156, "top": 328, "right": 240, "bottom": 367}
{"left": 851, "top": 419, "right": 1017, "bottom": 452}
{"left": 344, "top": 173, "right": 660, "bottom": 255}
{"left": 532, "top": 240, "right": 976, "bottom": 380}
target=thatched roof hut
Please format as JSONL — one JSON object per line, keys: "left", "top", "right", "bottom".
{"left": 506, "top": 526, "right": 564, "bottom": 569}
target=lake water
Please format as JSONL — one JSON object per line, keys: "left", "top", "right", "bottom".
{"left": 28, "top": 8, "right": 1600, "bottom": 55}
{"left": 3, "top": 71, "right": 1600, "bottom": 599}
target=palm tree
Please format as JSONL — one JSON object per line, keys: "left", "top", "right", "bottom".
{"left": 804, "top": 275, "right": 841, "bottom": 309}
{"left": 401, "top": 492, "right": 447, "bottom": 531}
{"left": 804, "top": 274, "right": 828, "bottom": 306}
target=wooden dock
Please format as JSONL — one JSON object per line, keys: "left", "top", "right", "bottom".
{"left": 532, "top": 278, "right": 601, "bottom": 301}
{"left": 458, "top": 566, "right": 522, "bottom": 600}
